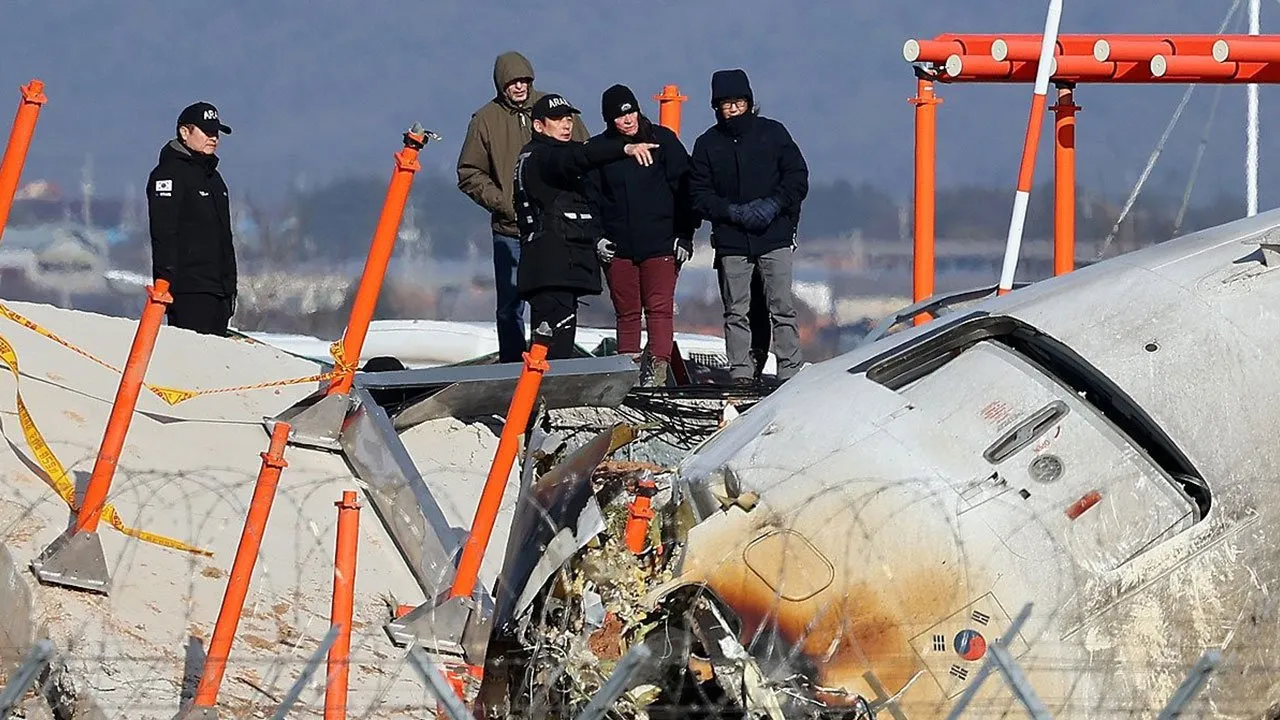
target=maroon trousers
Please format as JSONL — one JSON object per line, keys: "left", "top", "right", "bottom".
{"left": 605, "top": 255, "right": 678, "bottom": 362}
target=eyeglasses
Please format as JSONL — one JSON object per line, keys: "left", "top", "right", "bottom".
{"left": 718, "top": 98, "right": 749, "bottom": 110}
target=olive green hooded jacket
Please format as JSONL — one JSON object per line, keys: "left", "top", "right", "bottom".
{"left": 456, "top": 51, "right": 589, "bottom": 237}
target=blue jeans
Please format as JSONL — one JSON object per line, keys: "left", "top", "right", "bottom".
{"left": 493, "top": 233, "right": 527, "bottom": 362}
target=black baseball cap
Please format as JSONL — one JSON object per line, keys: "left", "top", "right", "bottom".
{"left": 177, "top": 101, "right": 232, "bottom": 135}
{"left": 531, "top": 94, "right": 580, "bottom": 121}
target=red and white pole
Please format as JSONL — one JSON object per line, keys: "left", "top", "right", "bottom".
{"left": 997, "top": 0, "right": 1064, "bottom": 295}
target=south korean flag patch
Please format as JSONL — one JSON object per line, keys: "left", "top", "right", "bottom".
{"left": 154, "top": 179, "right": 173, "bottom": 197}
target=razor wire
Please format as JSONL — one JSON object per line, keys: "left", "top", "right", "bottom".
{"left": 406, "top": 647, "right": 472, "bottom": 720}
{"left": 0, "top": 639, "right": 54, "bottom": 720}
{"left": 0, "top": 321, "right": 1255, "bottom": 720}
{"left": 0, "top": 451, "right": 441, "bottom": 718}
{"left": 0, "top": 460, "right": 1255, "bottom": 719}
{"left": 267, "top": 625, "right": 340, "bottom": 720}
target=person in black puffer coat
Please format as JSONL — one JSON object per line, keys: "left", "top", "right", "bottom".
{"left": 586, "top": 84, "right": 699, "bottom": 386}
{"left": 688, "top": 69, "right": 809, "bottom": 383}
{"left": 146, "top": 101, "right": 238, "bottom": 336}
{"left": 513, "top": 93, "right": 660, "bottom": 359}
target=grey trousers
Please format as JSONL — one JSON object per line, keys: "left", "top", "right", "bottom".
{"left": 717, "top": 247, "right": 803, "bottom": 381}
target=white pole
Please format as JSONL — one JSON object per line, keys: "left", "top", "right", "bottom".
{"left": 1248, "top": 0, "right": 1260, "bottom": 217}
{"left": 997, "top": 0, "right": 1064, "bottom": 295}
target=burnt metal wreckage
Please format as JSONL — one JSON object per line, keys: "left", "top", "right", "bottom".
{"left": 243, "top": 215, "right": 1280, "bottom": 718}
{"left": 259, "top": 210, "right": 1280, "bottom": 718}
{"left": 256, "top": 332, "right": 781, "bottom": 717}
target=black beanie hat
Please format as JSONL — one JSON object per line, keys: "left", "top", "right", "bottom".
{"left": 711, "top": 69, "right": 753, "bottom": 108}
{"left": 601, "top": 84, "right": 641, "bottom": 123}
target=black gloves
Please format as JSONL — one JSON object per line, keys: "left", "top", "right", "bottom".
{"left": 728, "top": 196, "right": 782, "bottom": 231}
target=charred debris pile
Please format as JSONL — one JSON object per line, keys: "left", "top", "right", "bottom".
{"left": 470, "top": 381, "right": 778, "bottom": 719}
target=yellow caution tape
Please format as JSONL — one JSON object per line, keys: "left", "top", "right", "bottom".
{"left": 0, "top": 303, "right": 357, "bottom": 406}
{"left": 0, "top": 333, "right": 212, "bottom": 555}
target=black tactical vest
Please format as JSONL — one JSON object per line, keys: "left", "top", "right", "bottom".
{"left": 514, "top": 147, "right": 603, "bottom": 244}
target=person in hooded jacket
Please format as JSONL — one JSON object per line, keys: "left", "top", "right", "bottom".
{"left": 146, "top": 101, "right": 237, "bottom": 337}
{"left": 513, "top": 94, "right": 660, "bottom": 360}
{"left": 688, "top": 68, "right": 809, "bottom": 384}
{"left": 457, "top": 51, "right": 589, "bottom": 363}
{"left": 586, "top": 84, "right": 698, "bottom": 386}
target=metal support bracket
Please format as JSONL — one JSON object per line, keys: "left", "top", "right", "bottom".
{"left": 0, "top": 639, "right": 54, "bottom": 718}
{"left": 1250, "top": 231, "right": 1280, "bottom": 266}
{"left": 340, "top": 388, "right": 463, "bottom": 597}
{"left": 355, "top": 354, "right": 639, "bottom": 430}
{"left": 29, "top": 528, "right": 110, "bottom": 594}
{"left": 386, "top": 594, "right": 493, "bottom": 667}
{"left": 266, "top": 390, "right": 353, "bottom": 452}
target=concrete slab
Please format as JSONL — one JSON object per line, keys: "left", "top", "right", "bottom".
{"left": 0, "top": 302, "right": 518, "bottom": 718}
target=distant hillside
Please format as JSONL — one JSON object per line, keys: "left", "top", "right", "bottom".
{"left": 1, "top": 0, "right": 1273, "bottom": 208}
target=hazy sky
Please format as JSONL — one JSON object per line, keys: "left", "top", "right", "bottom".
{"left": 1, "top": 0, "right": 1273, "bottom": 207}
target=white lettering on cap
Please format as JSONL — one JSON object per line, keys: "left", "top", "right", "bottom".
{"left": 548, "top": 97, "right": 569, "bottom": 108}
{"left": 203, "top": 109, "right": 217, "bottom": 120}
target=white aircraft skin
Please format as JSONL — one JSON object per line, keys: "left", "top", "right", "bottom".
{"left": 652, "top": 208, "right": 1280, "bottom": 717}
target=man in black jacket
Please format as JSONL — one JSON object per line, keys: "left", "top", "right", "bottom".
{"left": 513, "top": 94, "right": 659, "bottom": 359}
{"left": 689, "top": 69, "right": 809, "bottom": 384}
{"left": 587, "top": 84, "right": 698, "bottom": 386}
{"left": 146, "top": 101, "right": 237, "bottom": 336}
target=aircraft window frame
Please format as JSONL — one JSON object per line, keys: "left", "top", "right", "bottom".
{"left": 848, "top": 314, "right": 1210, "bottom": 519}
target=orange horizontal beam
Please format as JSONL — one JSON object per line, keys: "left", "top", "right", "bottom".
{"left": 942, "top": 55, "right": 1157, "bottom": 83}
{"left": 939, "top": 53, "right": 1280, "bottom": 83}
{"left": 1152, "top": 54, "right": 1280, "bottom": 81}
{"left": 907, "top": 33, "right": 1100, "bottom": 63}
{"left": 940, "top": 55, "right": 1023, "bottom": 80}
{"left": 1212, "top": 37, "right": 1280, "bottom": 63}
{"left": 906, "top": 38, "right": 1002, "bottom": 64}
{"left": 1093, "top": 37, "right": 1220, "bottom": 62}
{"left": 907, "top": 33, "right": 1280, "bottom": 64}
{"left": 1052, "top": 57, "right": 1148, "bottom": 79}
{"left": 992, "top": 38, "right": 1098, "bottom": 62}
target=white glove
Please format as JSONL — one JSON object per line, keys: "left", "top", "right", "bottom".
{"left": 674, "top": 237, "right": 693, "bottom": 263}
{"left": 597, "top": 238, "right": 616, "bottom": 263}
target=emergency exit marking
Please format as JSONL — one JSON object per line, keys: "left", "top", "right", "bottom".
{"left": 1066, "top": 490, "right": 1102, "bottom": 520}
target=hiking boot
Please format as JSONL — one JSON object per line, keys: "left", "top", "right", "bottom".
{"left": 646, "top": 359, "right": 670, "bottom": 387}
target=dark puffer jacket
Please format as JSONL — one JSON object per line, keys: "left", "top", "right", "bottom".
{"left": 146, "top": 139, "right": 236, "bottom": 295}
{"left": 586, "top": 116, "right": 698, "bottom": 261}
{"left": 514, "top": 132, "right": 630, "bottom": 298}
{"left": 688, "top": 69, "right": 809, "bottom": 257}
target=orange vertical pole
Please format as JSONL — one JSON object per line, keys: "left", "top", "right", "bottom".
{"left": 449, "top": 328, "right": 551, "bottom": 601}
{"left": 324, "top": 490, "right": 361, "bottom": 720}
{"left": 624, "top": 476, "right": 657, "bottom": 554}
{"left": 1051, "top": 83, "right": 1078, "bottom": 276}
{"left": 911, "top": 76, "right": 939, "bottom": 326}
{"left": 654, "top": 84, "right": 691, "bottom": 382}
{"left": 326, "top": 126, "right": 428, "bottom": 395}
{"left": 0, "top": 80, "right": 48, "bottom": 244}
{"left": 190, "top": 422, "right": 291, "bottom": 710}
{"left": 654, "top": 84, "right": 688, "bottom": 137}
{"left": 76, "top": 279, "right": 173, "bottom": 533}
